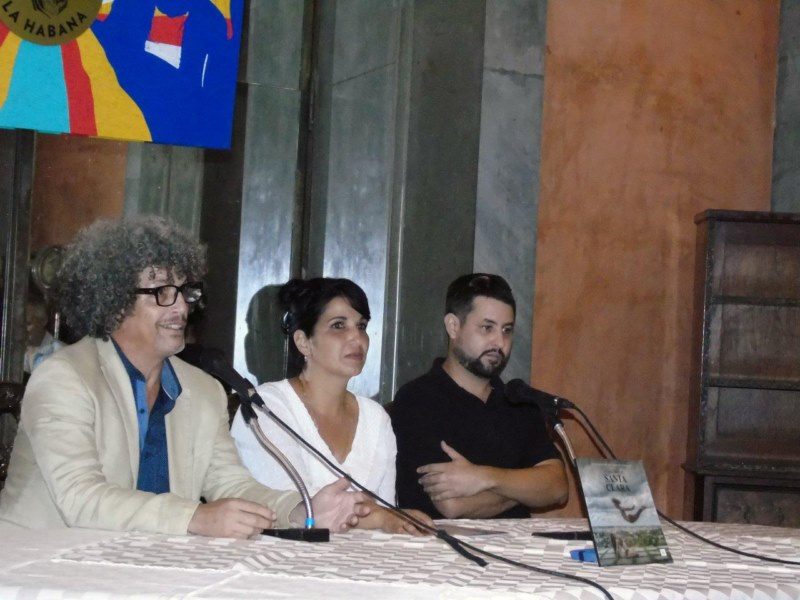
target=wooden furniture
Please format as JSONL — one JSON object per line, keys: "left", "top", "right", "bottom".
{"left": 0, "top": 381, "right": 24, "bottom": 489}
{"left": 686, "top": 210, "right": 800, "bottom": 527}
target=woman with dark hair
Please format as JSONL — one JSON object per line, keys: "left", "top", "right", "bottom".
{"left": 231, "top": 278, "right": 432, "bottom": 534}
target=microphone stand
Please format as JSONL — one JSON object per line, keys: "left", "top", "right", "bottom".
{"left": 537, "top": 398, "right": 577, "bottom": 467}
{"left": 239, "top": 401, "right": 329, "bottom": 542}
{"left": 551, "top": 413, "right": 577, "bottom": 468}
{"left": 528, "top": 396, "right": 593, "bottom": 541}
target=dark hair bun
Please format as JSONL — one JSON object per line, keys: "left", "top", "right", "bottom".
{"left": 278, "top": 278, "right": 311, "bottom": 335}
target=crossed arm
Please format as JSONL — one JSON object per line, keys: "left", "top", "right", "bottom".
{"left": 417, "top": 441, "right": 568, "bottom": 519}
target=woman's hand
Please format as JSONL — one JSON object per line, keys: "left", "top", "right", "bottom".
{"left": 357, "top": 504, "right": 434, "bottom": 536}
{"left": 305, "top": 477, "right": 369, "bottom": 532}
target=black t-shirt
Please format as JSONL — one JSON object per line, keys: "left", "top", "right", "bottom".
{"left": 391, "top": 359, "right": 560, "bottom": 519}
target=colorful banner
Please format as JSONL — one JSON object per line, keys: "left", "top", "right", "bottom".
{"left": 0, "top": 0, "right": 244, "bottom": 149}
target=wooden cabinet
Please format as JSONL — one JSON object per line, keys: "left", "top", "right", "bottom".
{"left": 686, "top": 210, "right": 800, "bottom": 527}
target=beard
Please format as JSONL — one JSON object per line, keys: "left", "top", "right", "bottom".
{"left": 452, "top": 344, "right": 509, "bottom": 379}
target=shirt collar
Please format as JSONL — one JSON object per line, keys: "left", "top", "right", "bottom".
{"left": 110, "top": 338, "right": 182, "bottom": 400}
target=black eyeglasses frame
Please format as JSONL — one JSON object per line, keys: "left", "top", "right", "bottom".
{"left": 134, "top": 282, "right": 204, "bottom": 307}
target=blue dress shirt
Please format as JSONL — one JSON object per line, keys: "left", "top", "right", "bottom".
{"left": 112, "top": 340, "right": 181, "bottom": 494}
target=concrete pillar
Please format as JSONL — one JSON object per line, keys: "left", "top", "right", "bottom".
{"left": 0, "top": 130, "right": 34, "bottom": 383}
{"left": 772, "top": 0, "right": 800, "bottom": 211}
{"left": 475, "top": 0, "right": 548, "bottom": 382}
{"left": 225, "top": 0, "right": 311, "bottom": 381}
{"left": 306, "top": 0, "right": 488, "bottom": 399}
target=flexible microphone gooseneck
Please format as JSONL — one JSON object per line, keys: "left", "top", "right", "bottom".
{"left": 198, "top": 354, "right": 616, "bottom": 598}
{"left": 506, "top": 379, "right": 800, "bottom": 568}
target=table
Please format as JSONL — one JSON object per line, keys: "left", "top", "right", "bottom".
{"left": 0, "top": 518, "right": 798, "bottom": 599}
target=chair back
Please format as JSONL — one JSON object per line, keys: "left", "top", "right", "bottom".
{"left": 0, "top": 382, "right": 25, "bottom": 487}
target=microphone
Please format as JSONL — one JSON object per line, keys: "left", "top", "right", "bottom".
{"left": 195, "top": 349, "right": 265, "bottom": 412}
{"left": 505, "top": 379, "right": 575, "bottom": 412}
{"left": 505, "top": 379, "right": 577, "bottom": 465}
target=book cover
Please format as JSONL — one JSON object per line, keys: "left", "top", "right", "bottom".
{"left": 576, "top": 458, "right": 672, "bottom": 567}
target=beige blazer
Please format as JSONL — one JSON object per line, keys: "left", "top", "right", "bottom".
{"left": 0, "top": 337, "right": 300, "bottom": 534}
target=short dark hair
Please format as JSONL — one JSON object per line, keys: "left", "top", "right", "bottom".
{"left": 445, "top": 273, "right": 515, "bottom": 321}
{"left": 279, "top": 277, "right": 370, "bottom": 376}
{"left": 58, "top": 216, "right": 206, "bottom": 339}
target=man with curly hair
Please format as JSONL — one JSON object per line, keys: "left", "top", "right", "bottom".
{"left": 0, "top": 216, "right": 365, "bottom": 537}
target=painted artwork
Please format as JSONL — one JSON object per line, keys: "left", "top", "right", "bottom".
{"left": 0, "top": 0, "right": 244, "bottom": 149}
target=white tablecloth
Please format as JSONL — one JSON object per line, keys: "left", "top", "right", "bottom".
{"left": 0, "top": 518, "right": 798, "bottom": 599}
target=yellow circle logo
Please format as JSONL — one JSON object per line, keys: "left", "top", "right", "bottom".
{"left": 0, "top": 0, "right": 102, "bottom": 46}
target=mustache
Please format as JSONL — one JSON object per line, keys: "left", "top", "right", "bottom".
{"left": 159, "top": 317, "right": 187, "bottom": 326}
{"left": 481, "top": 349, "right": 506, "bottom": 359}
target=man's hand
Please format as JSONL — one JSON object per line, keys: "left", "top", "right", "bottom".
{"left": 187, "top": 498, "right": 275, "bottom": 539}
{"left": 303, "top": 477, "right": 369, "bottom": 532}
{"left": 417, "top": 441, "right": 491, "bottom": 501}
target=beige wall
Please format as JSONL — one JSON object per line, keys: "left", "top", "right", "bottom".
{"left": 533, "top": 0, "right": 779, "bottom": 518}
{"left": 31, "top": 135, "right": 127, "bottom": 250}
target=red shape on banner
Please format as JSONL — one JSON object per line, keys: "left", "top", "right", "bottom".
{"left": 62, "top": 40, "right": 97, "bottom": 136}
{"left": 149, "top": 15, "right": 187, "bottom": 47}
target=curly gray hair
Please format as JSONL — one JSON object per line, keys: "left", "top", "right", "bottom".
{"left": 58, "top": 216, "right": 207, "bottom": 339}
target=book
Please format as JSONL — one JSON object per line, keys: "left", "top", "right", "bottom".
{"left": 576, "top": 458, "right": 672, "bottom": 567}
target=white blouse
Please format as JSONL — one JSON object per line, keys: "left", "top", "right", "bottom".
{"left": 230, "top": 379, "right": 397, "bottom": 503}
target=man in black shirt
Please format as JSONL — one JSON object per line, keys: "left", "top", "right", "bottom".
{"left": 391, "top": 274, "right": 568, "bottom": 519}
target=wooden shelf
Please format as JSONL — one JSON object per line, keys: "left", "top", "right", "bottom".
{"left": 695, "top": 209, "right": 800, "bottom": 226}
{"left": 711, "top": 295, "right": 800, "bottom": 307}
{"left": 690, "top": 212, "right": 800, "bottom": 525}
{"left": 708, "top": 376, "right": 800, "bottom": 392}
{"left": 686, "top": 460, "right": 800, "bottom": 478}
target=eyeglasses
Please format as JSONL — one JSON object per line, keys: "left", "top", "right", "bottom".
{"left": 135, "top": 282, "right": 204, "bottom": 307}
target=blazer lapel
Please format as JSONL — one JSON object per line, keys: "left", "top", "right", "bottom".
{"left": 95, "top": 338, "right": 140, "bottom": 482}
{"left": 166, "top": 363, "right": 195, "bottom": 498}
